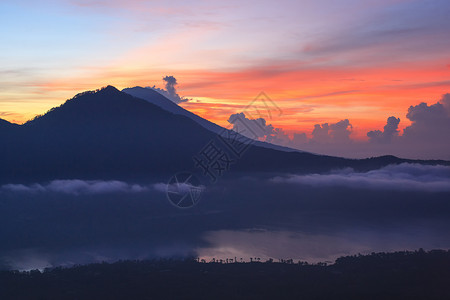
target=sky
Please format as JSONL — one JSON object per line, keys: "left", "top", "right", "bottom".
{"left": 1, "top": 0, "right": 450, "bottom": 158}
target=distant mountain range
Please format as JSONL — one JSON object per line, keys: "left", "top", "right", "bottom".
{"left": 0, "top": 86, "right": 447, "bottom": 183}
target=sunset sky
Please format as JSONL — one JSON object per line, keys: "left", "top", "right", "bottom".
{"left": 1, "top": 0, "right": 450, "bottom": 143}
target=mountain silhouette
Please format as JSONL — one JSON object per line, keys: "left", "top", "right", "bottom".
{"left": 0, "top": 86, "right": 447, "bottom": 183}
{"left": 0, "top": 118, "right": 17, "bottom": 131}
{"left": 122, "top": 86, "right": 299, "bottom": 153}
{"left": 0, "top": 86, "right": 218, "bottom": 182}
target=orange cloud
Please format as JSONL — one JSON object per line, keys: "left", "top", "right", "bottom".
{"left": 4, "top": 50, "right": 450, "bottom": 143}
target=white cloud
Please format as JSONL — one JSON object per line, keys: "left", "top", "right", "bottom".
{"left": 148, "top": 75, "right": 190, "bottom": 104}
{"left": 271, "top": 163, "right": 450, "bottom": 192}
{"left": 367, "top": 116, "right": 401, "bottom": 144}
{"left": 227, "top": 94, "right": 450, "bottom": 160}
{"left": 228, "top": 112, "right": 275, "bottom": 139}
{"left": 228, "top": 112, "right": 353, "bottom": 146}
{"left": 1, "top": 180, "right": 152, "bottom": 195}
{"left": 402, "top": 94, "right": 450, "bottom": 143}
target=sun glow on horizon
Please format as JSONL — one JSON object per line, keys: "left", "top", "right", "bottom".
{"left": 1, "top": 0, "right": 450, "bottom": 153}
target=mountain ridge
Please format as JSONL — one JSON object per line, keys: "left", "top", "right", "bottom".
{"left": 0, "top": 86, "right": 448, "bottom": 183}
{"left": 122, "top": 86, "right": 302, "bottom": 154}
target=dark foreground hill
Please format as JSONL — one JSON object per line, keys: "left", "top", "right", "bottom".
{"left": 0, "top": 86, "right": 448, "bottom": 183}
{"left": 1, "top": 250, "right": 449, "bottom": 300}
